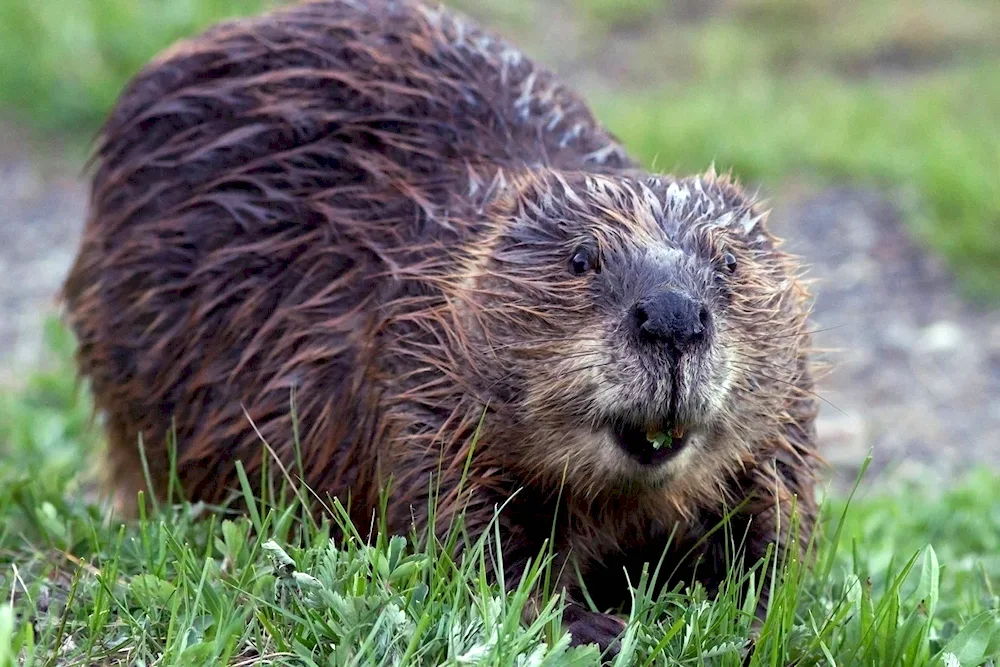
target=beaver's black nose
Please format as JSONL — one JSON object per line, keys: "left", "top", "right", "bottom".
{"left": 632, "top": 290, "right": 708, "bottom": 351}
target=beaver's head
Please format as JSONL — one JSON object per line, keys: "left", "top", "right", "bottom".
{"left": 452, "top": 168, "right": 812, "bottom": 501}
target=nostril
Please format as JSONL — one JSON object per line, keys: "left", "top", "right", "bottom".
{"left": 634, "top": 304, "right": 649, "bottom": 327}
{"left": 698, "top": 306, "right": 710, "bottom": 331}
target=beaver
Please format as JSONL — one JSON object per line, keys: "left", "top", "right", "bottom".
{"left": 62, "top": 0, "right": 820, "bottom": 654}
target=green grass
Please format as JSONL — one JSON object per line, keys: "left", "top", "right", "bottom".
{"left": 1, "top": 323, "right": 999, "bottom": 665}
{"left": 573, "top": 0, "right": 665, "bottom": 31}
{"left": 0, "top": 0, "right": 280, "bottom": 134}
{"left": 0, "top": 2, "right": 998, "bottom": 658}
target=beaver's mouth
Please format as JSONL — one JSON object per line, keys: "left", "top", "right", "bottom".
{"left": 610, "top": 421, "right": 690, "bottom": 466}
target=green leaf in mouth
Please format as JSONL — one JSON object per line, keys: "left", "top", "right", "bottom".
{"left": 646, "top": 430, "right": 673, "bottom": 450}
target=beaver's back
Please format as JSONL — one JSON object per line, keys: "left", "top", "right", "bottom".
{"left": 62, "top": 0, "right": 635, "bottom": 508}
{"left": 94, "top": 0, "right": 633, "bottom": 219}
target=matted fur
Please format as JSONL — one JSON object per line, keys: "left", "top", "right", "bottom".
{"left": 63, "top": 0, "right": 820, "bottom": 652}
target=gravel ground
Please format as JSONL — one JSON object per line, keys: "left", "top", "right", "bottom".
{"left": 1, "top": 124, "right": 997, "bottom": 489}
{"left": 0, "top": 128, "right": 85, "bottom": 387}
{"left": 769, "top": 187, "right": 1000, "bottom": 490}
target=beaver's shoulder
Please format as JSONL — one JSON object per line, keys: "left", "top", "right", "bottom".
{"left": 96, "top": 0, "right": 634, "bottom": 198}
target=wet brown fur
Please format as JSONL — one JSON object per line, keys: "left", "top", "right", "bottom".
{"left": 63, "top": 0, "right": 820, "bottom": 652}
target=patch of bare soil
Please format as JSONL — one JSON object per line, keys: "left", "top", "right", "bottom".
{"left": 770, "top": 186, "right": 1000, "bottom": 490}
{"left": 0, "top": 123, "right": 86, "bottom": 387}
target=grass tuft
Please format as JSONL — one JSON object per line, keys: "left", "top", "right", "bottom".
{"left": 1, "top": 322, "right": 999, "bottom": 664}
{"left": 0, "top": 0, "right": 281, "bottom": 134}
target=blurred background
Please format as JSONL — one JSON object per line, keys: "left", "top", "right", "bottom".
{"left": 0, "top": 0, "right": 997, "bottom": 493}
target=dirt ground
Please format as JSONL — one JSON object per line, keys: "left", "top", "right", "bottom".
{"left": 768, "top": 186, "right": 1000, "bottom": 490}
{"left": 0, "top": 125, "right": 86, "bottom": 387}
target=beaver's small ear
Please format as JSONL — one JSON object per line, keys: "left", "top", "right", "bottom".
{"left": 699, "top": 171, "right": 775, "bottom": 249}
{"left": 738, "top": 206, "right": 770, "bottom": 240}
{"left": 720, "top": 206, "right": 779, "bottom": 260}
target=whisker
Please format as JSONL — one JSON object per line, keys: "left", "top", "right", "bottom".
{"left": 727, "top": 362, "right": 844, "bottom": 415}
{"left": 717, "top": 323, "right": 849, "bottom": 344}
{"left": 484, "top": 336, "right": 609, "bottom": 352}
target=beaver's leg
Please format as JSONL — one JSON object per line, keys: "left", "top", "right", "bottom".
{"left": 679, "top": 452, "right": 817, "bottom": 624}
{"left": 562, "top": 603, "right": 627, "bottom": 656}
{"left": 498, "top": 549, "right": 625, "bottom": 659}
{"left": 431, "top": 497, "right": 625, "bottom": 658}
{"left": 99, "top": 410, "right": 173, "bottom": 518}
{"left": 743, "top": 456, "right": 817, "bottom": 620}
{"left": 384, "top": 462, "right": 628, "bottom": 657}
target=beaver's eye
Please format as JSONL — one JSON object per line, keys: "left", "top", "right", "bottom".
{"left": 722, "top": 252, "right": 737, "bottom": 273}
{"left": 569, "top": 246, "right": 598, "bottom": 275}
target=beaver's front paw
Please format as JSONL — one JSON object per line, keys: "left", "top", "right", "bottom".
{"left": 563, "top": 603, "right": 627, "bottom": 659}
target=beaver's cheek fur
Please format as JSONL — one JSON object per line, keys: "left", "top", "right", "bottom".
{"left": 468, "top": 291, "right": 743, "bottom": 495}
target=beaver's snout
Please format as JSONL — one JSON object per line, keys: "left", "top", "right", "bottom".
{"left": 630, "top": 289, "right": 709, "bottom": 354}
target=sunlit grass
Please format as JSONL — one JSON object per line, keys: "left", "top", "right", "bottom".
{"left": 0, "top": 0, "right": 281, "bottom": 133}
{"left": 0, "top": 323, "right": 998, "bottom": 664}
